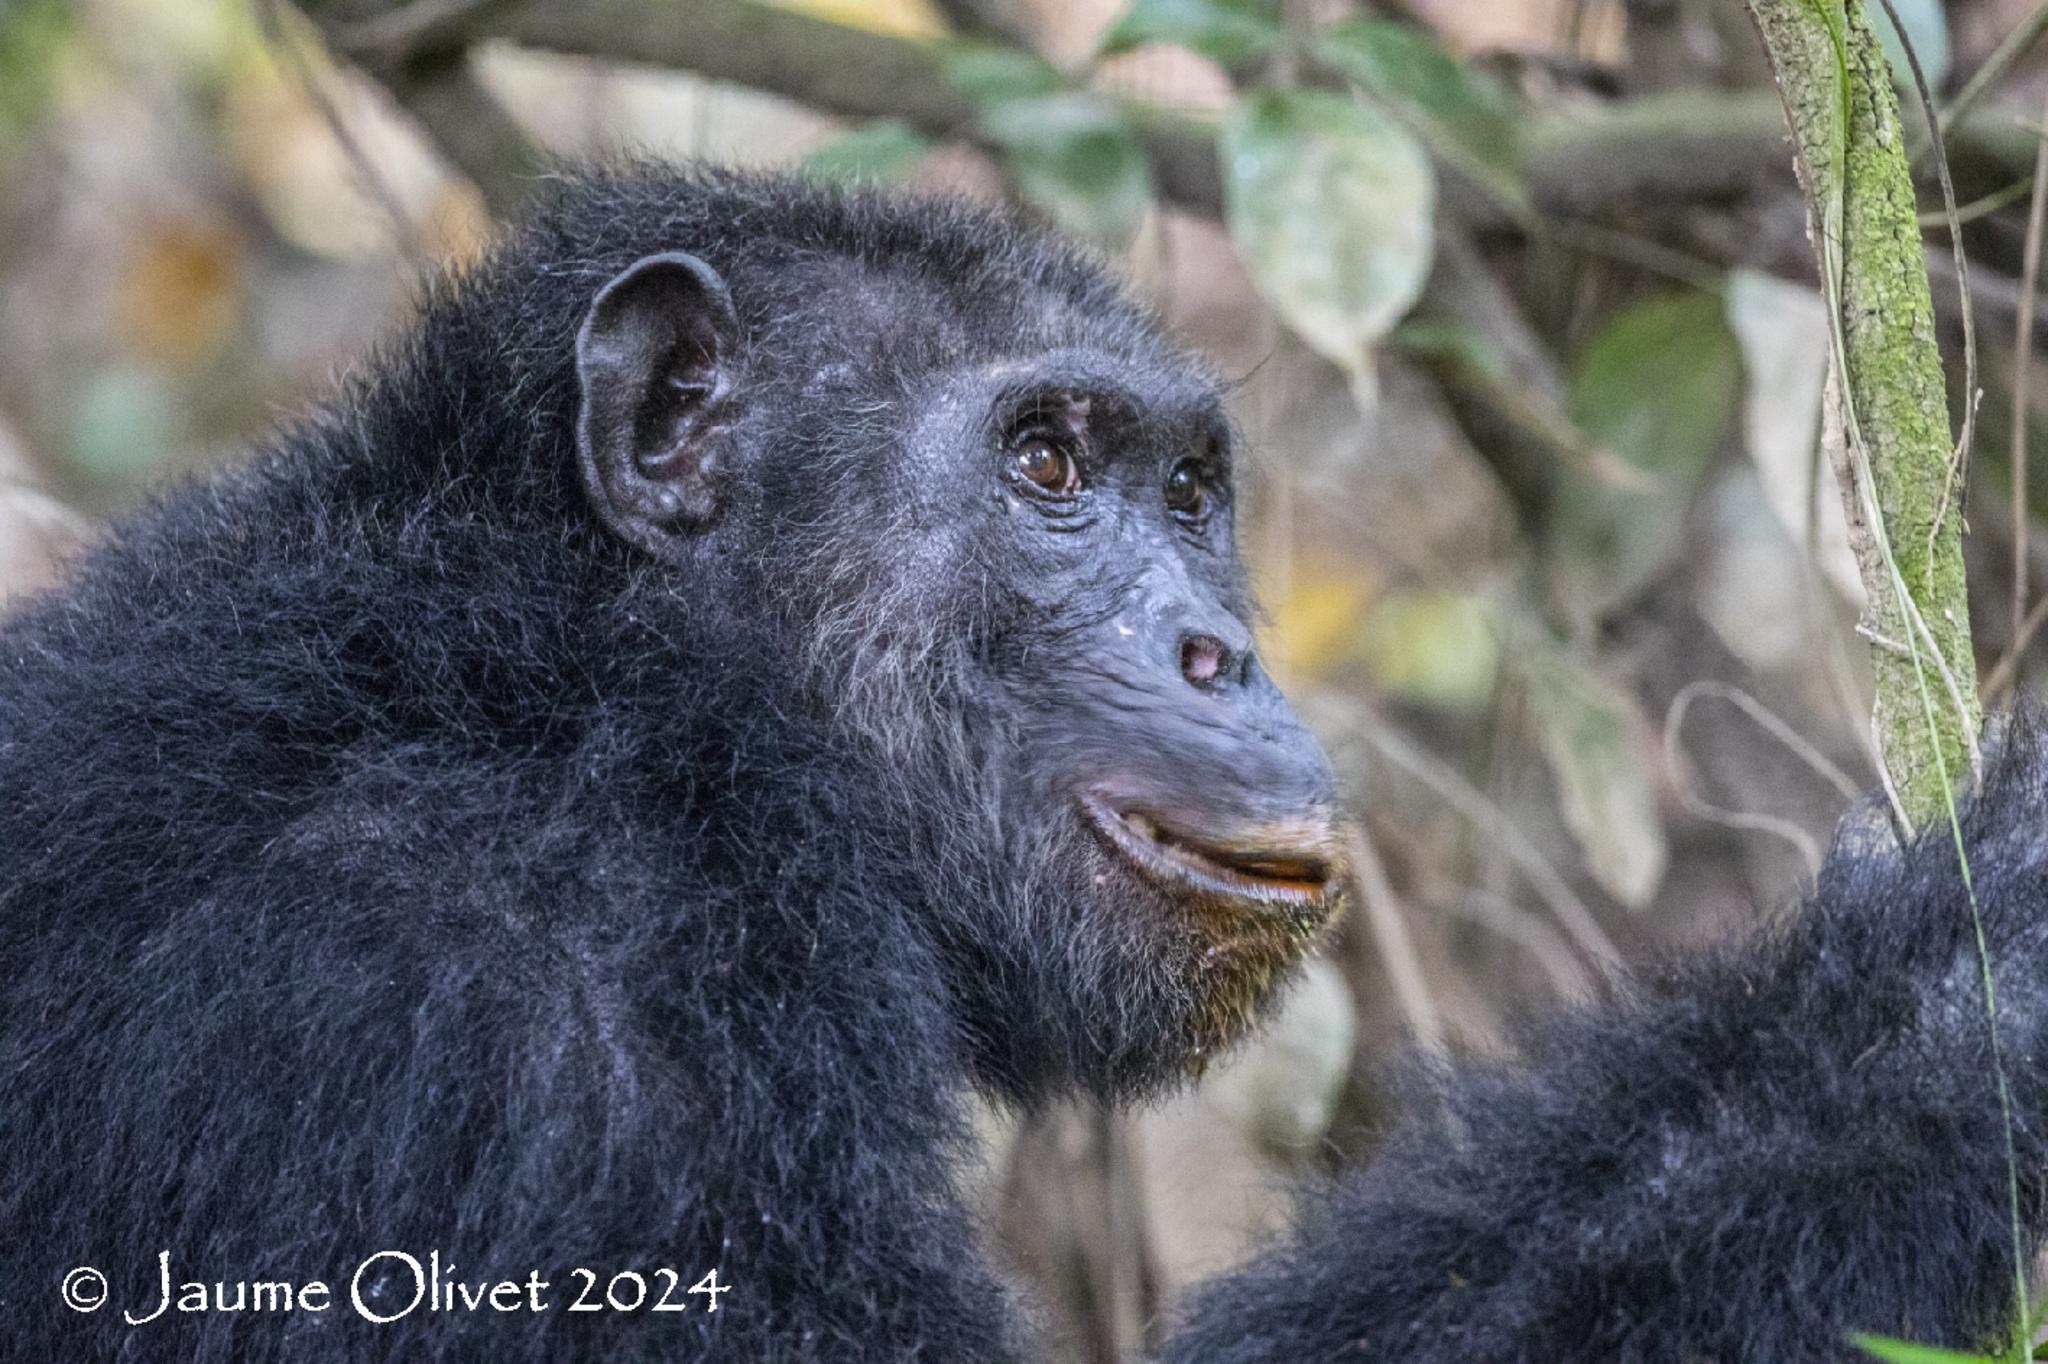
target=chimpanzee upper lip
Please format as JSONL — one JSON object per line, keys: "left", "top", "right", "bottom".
{"left": 1079, "top": 791, "right": 1341, "bottom": 910}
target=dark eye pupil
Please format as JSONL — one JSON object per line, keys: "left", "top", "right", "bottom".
{"left": 1166, "top": 462, "right": 1204, "bottom": 514}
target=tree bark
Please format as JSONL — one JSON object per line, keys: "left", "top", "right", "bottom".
{"left": 1746, "top": 0, "right": 1980, "bottom": 829}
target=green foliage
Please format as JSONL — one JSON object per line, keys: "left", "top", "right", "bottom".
{"left": 1097, "top": 0, "right": 1283, "bottom": 67}
{"left": 1547, "top": 291, "right": 1741, "bottom": 623}
{"left": 940, "top": 44, "right": 1063, "bottom": 103}
{"left": 1519, "top": 635, "right": 1666, "bottom": 908}
{"left": 1391, "top": 317, "right": 1513, "bottom": 381}
{"left": 983, "top": 94, "right": 1153, "bottom": 244}
{"left": 1852, "top": 1332, "right": 2011, "bottom": 1364}
{"left": 1221, "top": 89, "right": 1435, "bottom": 402}
{"left": 63, "top": 366, "right": 182, "bottom": 487}
{"left": 0, "top": 0, "right": 74, "bottom": 141}
{"left": 944, "top": 46, "right": 1152, "bottom": 243}
{"left": 800, "top": 120, "right": 934, "bottom": 185}
{"left": 1314, "top": 18, "right": 1528, "bottom": 217}
{"left": 1358, "top": 589, "right": 1498, "bottom": 709}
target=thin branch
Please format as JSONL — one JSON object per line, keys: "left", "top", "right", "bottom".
{"left": 1349, "top": 831, "right": 1446, "bottom": 1055}
{"left": 1918, "top": 174, "right": 2035, "bottom": 228}
{"left": 1360, "top": 721, "right": 1624, "bottom": 979}
{"left": 2014, "top": 88, "right": 2048, "bottom": 656}
{"left": 1926, "top": 249, "right": 2048, "bottom": 347}
{"left": 926, "top": 0, "right": 1036, "bottom": 49}
{"left": 294, "top": 0, "right": 547, "bottom": 217}
{"left": 307, "top": 0, "right": 1827, "bottom": 227}
{"left": 333, "top": 0, "right": 997, "bottom": 156}
{"left": 260, "top": 0, "right": 426, "bottom": 257}
{"left": 1939, "top": 0, "right": 2048, "bottom": 145}
{"left": 1441, "top": 890, "right": 1592, "bottom": 1001}
{"left": 1982, "top": 586, "right": 2048, "bottom": 705}
{"left": 1516, "top": 88, "right": 1791, "bottom": 219}
{"left": 1661, "top": 680, "right": 1862, "bottom": 878}
{"left": 384, "top": 52, "right": 548, "bottom": 216}
{"left": 1667, "top": 680, "right": 1863, "bottom": 798}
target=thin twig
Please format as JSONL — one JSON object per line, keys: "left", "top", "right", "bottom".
{"left": 1661, "top": 681, "right": 1861, "bottom": 878}
{"left": 1918, "top": 175, "right": 2036, "bottom": 229}
{"left": 330, "top": 0, "right": 497, "bottom": 59}
{"left": 1981, "top": 587, "right": 2048, "bottom": 705}
{"left": 1349, "top": 832, "right": 1446, "bottom": 1055}
{"left": 258, "top": 0, "right": 424, "bottom": 261}
{"left": 1546, "top": 219, "right": 1725, "bottom": 293}
{"left": 1938, "top": 0, "right": 2048, "bottom": 148}
{"left": 926, "top": 0, "right": 1035, "bottom": 47}
{"left": 1359, "top": 721, "right": 1624, "bottom": 978}
{"left": 1667, "top": 680, "right": 1863, "bottom": 797}
{"left": 0, "top": 480, "right": 94, "bottom": 538}
{"left": 1441, "top": 891, "right": 1592, "bottom": 1000}
{"left": 2013, "top": 89, "right": 2048, "bottom": 656}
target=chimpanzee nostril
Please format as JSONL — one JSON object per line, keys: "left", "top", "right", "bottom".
{"left": 1180, "top": 633, "right": 1236, "bottom": 689}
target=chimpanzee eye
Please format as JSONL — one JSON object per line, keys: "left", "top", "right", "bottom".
{"left": 1164, "top": 459, "right": 1207, "bottom": 518}
{"left": 1014, "top": 437, "right": 1081, "bottom": 495}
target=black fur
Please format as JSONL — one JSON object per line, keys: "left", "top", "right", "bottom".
{"left": 1169, "top": 716, "right": 2048, "bottom": 1361}
{"left": 0, "top": 165, "right": 1250, "bottom": 1362}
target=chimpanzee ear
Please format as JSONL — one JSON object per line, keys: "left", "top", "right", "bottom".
{"left": 575, "top": 251, "right": 741, "bottom": 559}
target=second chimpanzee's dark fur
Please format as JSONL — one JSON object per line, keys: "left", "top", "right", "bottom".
{"left": 6, "top": 164, "right": 2048, "bottom": 1364}
{"left": 1173, "top": 716, "right": 2048, "bottom": 1360}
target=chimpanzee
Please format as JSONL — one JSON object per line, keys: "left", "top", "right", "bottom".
{"left": 1172, "top": 735, "right": 2048, "bottom": 1361}
{"left": 0, "top": 164, "right": 1346, "bottom": 1361}
{"left": 0, "top": 164, "right": 2044, "bottom": 1363}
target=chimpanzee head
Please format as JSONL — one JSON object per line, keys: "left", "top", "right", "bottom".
{"left": 564, "top": 174, "right": 1353, "bottom": 1102}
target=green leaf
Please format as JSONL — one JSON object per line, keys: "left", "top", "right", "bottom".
{"left": 1546, "top": 291, "right": 1741, "bottom": 623}
{"left": 1221, "top": 89, "right": 1435, "bottom": 400}
{"left": 940, "top": 44, "right": 1063, "bottom": 104}
{"left": 1852, "top": 1333, "right": 2003, "bottom": 1364}
{"left": 1315, "top": 19, "right": 1527, "bottom": 217}
{"left": 1869, "top": 0, "right": 1951, "bottom": 89}
{"left": 63, "top": 365, "right": 182, "bottom": 486}
{"left": 1391, "top": 318, "right": 1513, "bottom": 382}
{"left": 1520, "top": 640, "right": 1667, "bottom": 909}
{"left": 942, "top": 46, "right": 1153, "bottom": 244}
{"left": 0, "top": 0, "right": 73, "bottom": 140}
{"left": 1358, "top": 589, "right": 1498, "bottom": 708}
{"left": 800, "top": 120, "right": 934, "bottom": 185}
{"left": 978, "top": 92, "right": 1154, "bottom": 244}
{"left": 1098, "top": 0, "right": 1283, "bottom": 67}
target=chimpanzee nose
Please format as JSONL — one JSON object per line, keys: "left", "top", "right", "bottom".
{"left": 1179, "top": 631, "right": 1250, "bottom": 690}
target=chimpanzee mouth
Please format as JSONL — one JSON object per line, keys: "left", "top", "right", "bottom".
{"left": 1080, "top": 792, "right": 1341, "bottom": 911}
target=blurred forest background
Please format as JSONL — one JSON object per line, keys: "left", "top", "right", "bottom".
{"left": 3, "top": 0, "right": 2046, "bottom": 1357}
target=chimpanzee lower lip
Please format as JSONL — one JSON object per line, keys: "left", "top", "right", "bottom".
{"left": 1079, "top": 792, "right": 1336, "bottom": 909}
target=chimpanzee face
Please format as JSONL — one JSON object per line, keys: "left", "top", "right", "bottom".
{"left": 574, "top": 249, "right": 1353, "bottom": 1101}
